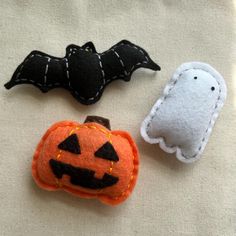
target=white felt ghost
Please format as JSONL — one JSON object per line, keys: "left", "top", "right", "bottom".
{"left": 141, "top": 62, "right": 227, "bottom": 163}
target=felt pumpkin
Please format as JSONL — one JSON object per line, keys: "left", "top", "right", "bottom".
{"left": 32, "top": 116, "right": 139, "bottom": 205}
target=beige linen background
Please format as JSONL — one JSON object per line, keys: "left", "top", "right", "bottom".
{"left": 0, "top": 1, "right": 236, "bottom": 235}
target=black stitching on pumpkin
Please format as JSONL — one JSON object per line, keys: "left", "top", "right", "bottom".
{"left": 49, "top": 159, "right": 119, "bottom": 189}
{"left": 95, "top": 142, "right": 119, "bottom": 162}
{"left": 58, "top": 134, "right": 81, "bottom": 154}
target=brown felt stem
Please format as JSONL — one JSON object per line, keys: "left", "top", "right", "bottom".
{"left": 84, "top": 116, "right": 111, "bottom": 130}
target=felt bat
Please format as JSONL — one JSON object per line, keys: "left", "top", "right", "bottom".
{"left": 4, "top": 40, "right": 160, "bottom": 105}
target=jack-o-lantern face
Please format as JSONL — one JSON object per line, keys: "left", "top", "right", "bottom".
{"left": 32, "top": 116, "right": 139, "bottom": 205}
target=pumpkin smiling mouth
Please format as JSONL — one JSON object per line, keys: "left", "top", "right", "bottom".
{"left": 49, "top": 159, "right": 119, "bottom": 189}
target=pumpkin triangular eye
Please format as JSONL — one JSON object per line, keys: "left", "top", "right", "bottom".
{"left": 95, "top": 142, "right": 119, "bottom": 162}
{"left": 58, "top": 134, "right": 81, "bottom": 154}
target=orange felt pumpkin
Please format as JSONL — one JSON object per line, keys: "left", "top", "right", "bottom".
{"left": 32, "top": 116, "right": 139, "bottom": 205}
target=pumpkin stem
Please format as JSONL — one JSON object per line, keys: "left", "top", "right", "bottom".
{"left": 84, "top": 116, "right": 111, "bottom": 130}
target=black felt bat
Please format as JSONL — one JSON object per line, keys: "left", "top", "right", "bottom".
{"left": 4, "top": 40, "right": 160, "bottom": 105}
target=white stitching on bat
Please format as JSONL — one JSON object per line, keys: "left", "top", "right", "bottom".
{"left": 111, "top": 49, "right": 128, "bottom": 76}
{"left": 44, "top": 58, "right": 51, "bottom": 84}
{"left": 64, "top": 58, "right": 71, "bottom": 88}
{"left": 97, "top": 54, "right": 105, "bottom": 84}
{"left": 68, "top": 48, "right": 73, "bottom": 57}
{"left": 86, "top": 53, "right": 106, "bottom": 101}
{"left": 69, "top": 43, "right": 149, "bottom": 75}
{"left": 14, "top": 54, "right": 63, "bottom": 89}
{"left": 13, "top": 42, "right": 151, "bottom": 102}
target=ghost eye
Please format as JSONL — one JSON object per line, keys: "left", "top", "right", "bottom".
{"left": 194, "top": 76, "right": 197, "bottom": 80}
{"left": 211, "top": 86, "right": 215, "bottom": 91}
{"left": 58, "top": 134, "right": 81, "bottom": 154}
{"left": 95, "top": 142, "right": 119, "bottom": 162}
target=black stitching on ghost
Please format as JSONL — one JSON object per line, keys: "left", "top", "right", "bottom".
{"left": 49, "top": 159, "right": 119, "bottom": 189}
{"left": 58, "top": 134, "right": 81, "bottom": 154}
{"left": 95, "top": 142, "right": 119, "bottom": 162}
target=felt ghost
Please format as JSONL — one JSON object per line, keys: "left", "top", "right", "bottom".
{"left": 141, "top": 62, "right": 227, "bottom": 163}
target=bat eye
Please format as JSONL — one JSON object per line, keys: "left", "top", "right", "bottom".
{"left": 194, "top": 76, "right": 197, "bottom": 80}
{"left": 58, "top": 134, "right": 81, "bottom": 154}
{"left": 211, "top": 86, "right": 215, "bottom": 91}
{"left": 95, "top": 142, "right": 119, "bottom": 162}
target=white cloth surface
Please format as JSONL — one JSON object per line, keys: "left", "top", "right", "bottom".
{"left": 0, "top": 1, "right": 236, "bottom": 235}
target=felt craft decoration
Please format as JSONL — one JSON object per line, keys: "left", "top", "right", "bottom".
{"left": 4, "top": 40, "right": 160, "bottom": 105}
{"left": 32, "top": 116, "right": 139, "bottom": 205}
{"left": 141, "top": 62, "right": 227, "bottom": 163}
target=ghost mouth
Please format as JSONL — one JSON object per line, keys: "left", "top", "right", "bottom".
{"left": 49, "top": 159, "right": 119, "bottom": 189}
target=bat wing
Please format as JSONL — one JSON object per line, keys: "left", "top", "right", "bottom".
{"left": 100, "top": 40, "right": 160, "bottom": 82}
{"left": 4, "top": 50, "right": 67, "bottom": 93}
{"left": 109, "top": 40, "right": 160, "bottom": 70}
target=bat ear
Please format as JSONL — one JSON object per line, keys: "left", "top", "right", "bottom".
{"left": 66, "top": 42, "right": 97, "bottom": 54}
{"left": 117, "top": 39, "right": 132, "bottom": 45}
{"left": 82, "top": 42, "right": 97, "bottom": 53}
{"left": 66, "top": 44, "right": 81, "bottom": 54}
